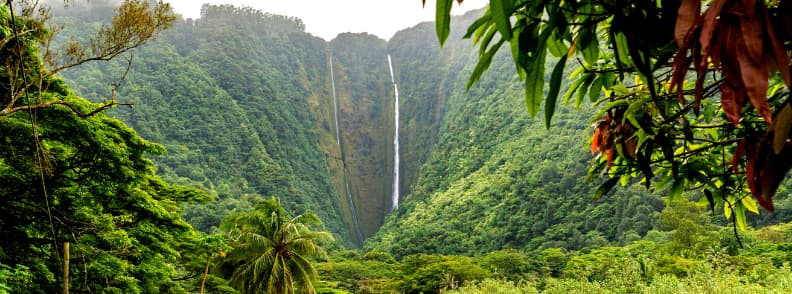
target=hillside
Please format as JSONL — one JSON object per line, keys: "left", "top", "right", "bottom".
{"left": 55, "top": 4, "right": 792, "bottom": 253}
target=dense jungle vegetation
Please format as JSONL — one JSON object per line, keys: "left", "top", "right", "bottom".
{"left": 1, "top": 0, "right": 791, "bottom": 293}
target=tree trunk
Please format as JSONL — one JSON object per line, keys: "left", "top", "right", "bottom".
{"left": 63, "top": 242, "right": 69, "bottom": 294}
{"left": 199, "top": 254, "right": 211, "bottom": 294}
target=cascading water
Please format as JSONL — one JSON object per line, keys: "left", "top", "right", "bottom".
{"left": 330, "top": 55, "right": 341, "bottom": 146}
{"left": 330, "top": 53, "right": 364, "bottom": 246}
{"left": 387, "top": 54, "right": 400, "bottom": 211}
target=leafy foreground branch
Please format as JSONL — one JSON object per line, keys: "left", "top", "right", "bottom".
{"left": 434, "top": 0, "right": 792, "bottom": 227}
{"left": 0, "top": 0, "right": 175, "bottom": 117}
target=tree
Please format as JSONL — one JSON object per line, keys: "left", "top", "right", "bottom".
{"left": 217, "top": 197, "right": 333, "bottom": 294}
{"left": 0, "top": 0, "right": 175, "bottom": 117}
{"left": 431, "top": 0, "right": 792, "bottom": 227}
{"left": 0, "top": 2, "right": 224, "bottom": 292}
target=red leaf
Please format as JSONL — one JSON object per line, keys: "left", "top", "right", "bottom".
{"left": 736, "top": 36, "right": 772, "bottom": 123}
{"left": 720, "top": 82, "right": 744, "bottom": 125}
{"left": 591, "top": 127, "right": 602, "bottom": 155}
{"left": 675, "top": 0, "right": 701, "bottom": 47}
{"left": 621, "top": 123, "right": 637, "bottom": 159}
{"left": 738, "top": 0, "right": 764, "bottom": 63}
{"left": 671, "top": 49, "right": 692, "bottom": 105}
{"left": 699, "top": 0, "right": 728, "bottom": 55}
{"left": 694, "top": 46, "right": 706, "bottom": 113}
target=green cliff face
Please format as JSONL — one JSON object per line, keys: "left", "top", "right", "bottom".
{"left": 329, "top": 34, "right": 394, "bottom": 239}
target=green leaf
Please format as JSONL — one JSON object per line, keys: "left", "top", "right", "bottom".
{"left": 465, "top": 13, "right": 492, "bottom": 39}
{"left": 575, "top": 73, "right": 595, "bottom": 108}
{"left": 625, "top": 96, "right": 651, "bottom": 127}
{"left": 481, "top": 25, "right": 498, "bottom": 55}
{"left": 741, "top": 196, "right": 759, "bottom": 214}
{"left": 563, "top": 75, "right": 585, "bottom": 106}
{"left": 735, "top": 202, "right": 747, "bottom": 231}
{"left": 490, "top": 0, "right": 513, "bottom": 40}
{"left": 509, "top": 22, "right": 527, "bottom": 78}
{"left": 525, "top": 46, "right": 547, "bottom": 117}
{"left": 589, "top": 76, "right": 602, "bottom": 102}
{"left": 436, "top": 0, "right": 453, "bottom": 46}
{"left": 666, "top": 177, "right": 686, "bottom": 206}
{"left": 545, "top": 54, "right": 568, "bottom": 128}
{"left": 547, "top": 31, "right": 568, "bottom": 58}
{"left": 594, "top": 177, "right": 620, "bottom": 200}
{"left": 578, "top": 26, "right": 599, "bottom": 64}
{"left": 613, "top": 32, "right": 633, "bottom": 66}
{"left": 467, "top": 38, "right": 506, "bottom": 91}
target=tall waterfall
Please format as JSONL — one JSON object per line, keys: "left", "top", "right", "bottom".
{"left": 387, "top": 54, "right": 400, "bottom": 210}
{"left": 330, "top": 53, "right": 364, "bottom": 246}
{"left": 330, "top": 55, "right": 341, "bottom": 146}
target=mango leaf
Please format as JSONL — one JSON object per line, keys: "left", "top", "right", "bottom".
{"left": 578, "top": 25, "right": 599, "bottom": 65}
{"left": 467, "top": 38, "right": 506, "bottom": 91}
{"left": 741, "top": 196, "right": 759, "bottom": 214}
{"left": 612, "top": 31, "right": 633, "bottom": 73}
{"left": 589, "top": 76, "right": 602, "bottom": 102}
{"left": 574, "top": 73, "right": 595, "bottom": 108}
{"left": 525, "top": 46, "right": 547, "bottom": 117}
{"left": 545, "top": 54, "right": 568, "bottom": 128}
{"left": 436, "top": 0, "right": 453, "bottom": 46}
{"left": 481, "top": 25, "right": 498, "bottom": 55}
{"left": 490, "top": 0, "right": 513, "bottom": 40}
{"left": 674, "top": 0, "right": 700, "bottom": 47}
{"left": 465, "top": 13, "right": 492, "bottom": 39}
{"left": 724, "top": 201, "right": 732, "bottom": 219}
{"left": 594, "top": 177, "right": 620, "bottom": 200}
{"left": 735, "top": 202, "right": 747, "bottom": 231}
{"left": 547, "top": 31, "right": 568, "bottom": 58}
{"left": 563, "top": 75, "right": 586, "bottom": 106}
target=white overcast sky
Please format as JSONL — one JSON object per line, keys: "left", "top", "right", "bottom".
{"left": 163, "top": 0, "right": 488, "bottom": 41}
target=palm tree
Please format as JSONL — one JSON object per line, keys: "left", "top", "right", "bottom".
{"left": 217, "top": 197, "right": 333, "bottom": 294}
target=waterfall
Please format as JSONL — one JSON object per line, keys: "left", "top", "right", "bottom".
{"left": 330, "top": 55, "right": 341, "bottom": 146}
{"left": 345, "top": 168, "right": 364, "bottom": 245}
{"left": 388, "top": 54, "right": 400, "bottom": 210}
{"left": 330, "top": 52, "right": 364, "bottom": 246}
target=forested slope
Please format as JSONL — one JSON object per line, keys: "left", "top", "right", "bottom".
{"left": 57, "top": 4, "right": 358, "bottom": 242}
{"left": 54, "top": 3, "right": 792, "bottom": 254}
{"left": 366, "top": 10, "right": 792, "bottom": 257}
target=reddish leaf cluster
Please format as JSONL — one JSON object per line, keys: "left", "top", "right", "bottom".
{"left": 671, "top": 0, "right": 792, "bottom": 211}
{"left": 671, "top": 0, "right": 791, "bottom": 124}
{"left": 734, "top": 104, "right": 792, "bottom": 211}
{"left": 591, "top": 115, "right": 637, "bottom": 168}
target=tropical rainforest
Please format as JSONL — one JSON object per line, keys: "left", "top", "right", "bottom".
{"left": 1, "top": 0, "right": 791, "bottom": 293}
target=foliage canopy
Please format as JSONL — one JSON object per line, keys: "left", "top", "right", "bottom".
{"left": 433, "top": 0, "right": 792, "bottom": 228}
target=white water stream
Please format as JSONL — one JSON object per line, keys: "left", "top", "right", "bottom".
{"left": 330, "top": 55, "right": 341, "bottom": 146}
{"left": 387, "top": 54, "right": 400, "bottom": 210}
{"left": 330, "top": 53, "right": 364, "bottom": 245}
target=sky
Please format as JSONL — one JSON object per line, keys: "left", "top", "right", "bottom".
{"left": 163, "top": 0, "right": 488, "bottom": 41}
